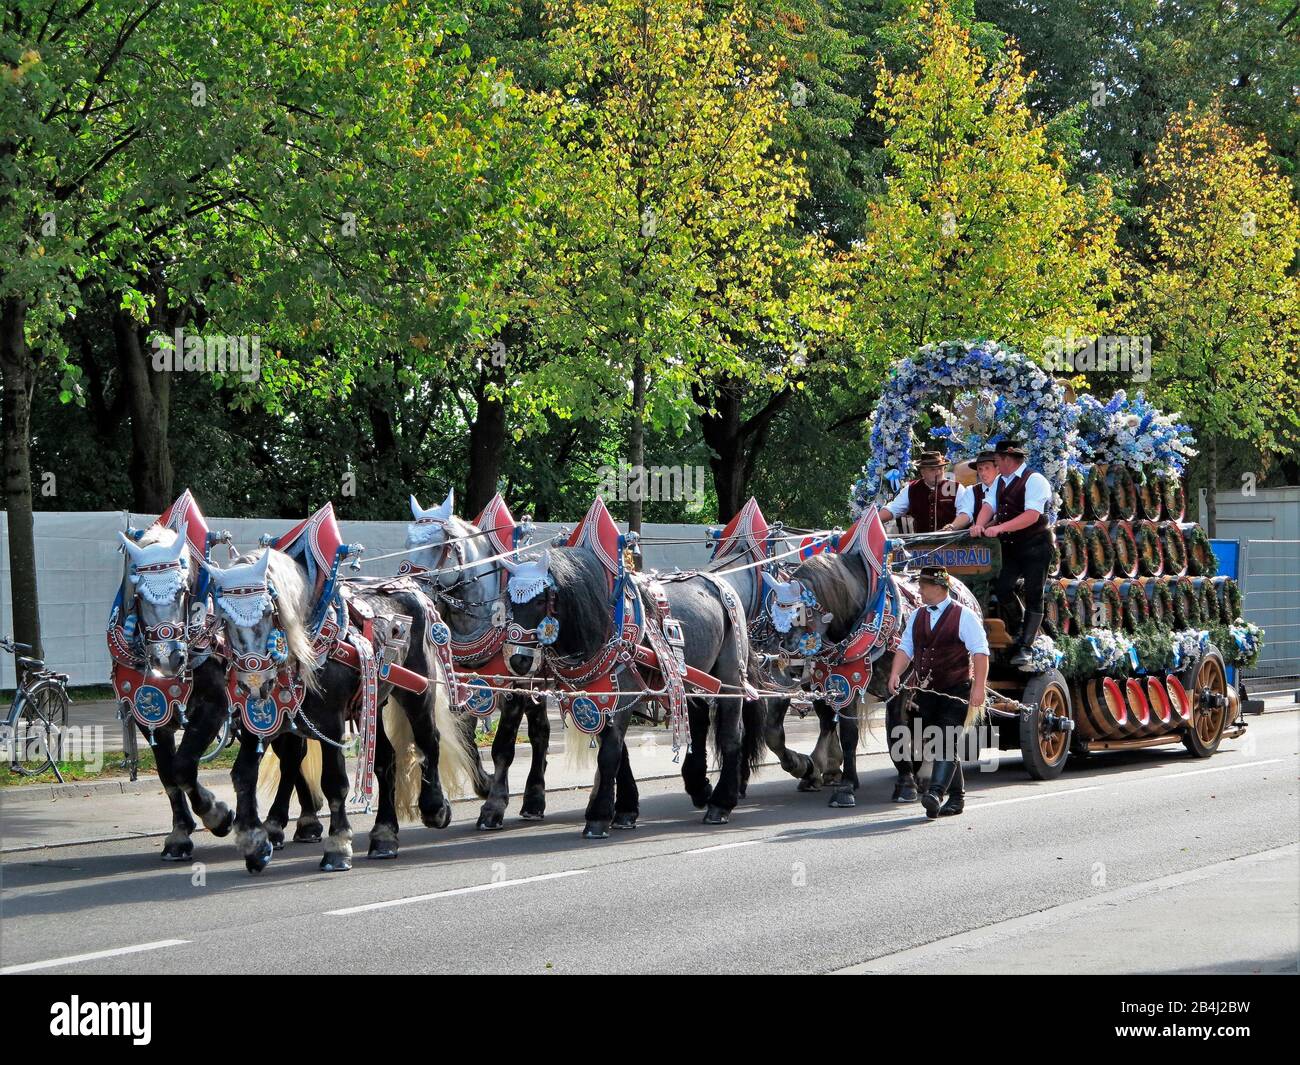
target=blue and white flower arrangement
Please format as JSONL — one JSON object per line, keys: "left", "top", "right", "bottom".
{"left": 1071, "top": 390, "right": 1197, "bottom": 476}
{"left": 1086, "top": 629, "right": 1134, "bottom": 673}
{"left": 1024, "top": 634, "right": 1065, "bottom": 674}
{"left": 1227, "top": 620, "right": 1263, "bottom": 665}
{"left": 852, "top": 339, "right": 1076, "bottom": 515}
{"left": 1170, "top": 628, "right": 1208, "bottom": 671}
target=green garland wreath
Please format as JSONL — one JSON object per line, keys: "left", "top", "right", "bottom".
{"left": 1108, "top": 465, "right": 1137, "bottom": 521}
{"left": 1091, "top": 580, "right": 1124, "bottom": 631}
{"left": 1185, "top": 524, "right": 1217, "bottom": 576}
{"left": 1137, "top": 469, "right": 1163, "bottom": 519}
{"left": 1130, "top": 622, "right": 1176, "bottom": 673}
{"left": 1044, "top": 580, "right": 1070, "bottom": 636}
{"left": 1065, "top": 579, "right": 1093, "bottom": 633}
{"left": 1135, "top": 520, "right": 1163, "bottom": 576}
{"left": 1118, "top": 580, "right": 1150, "bottom": 632}
{"left": 1169, "top": 575, "right": 1199, "bottom": 628}
{"left": 1055, "top": 522, "right": 1088, "bottom": 577}
{"left": 1109, "top": 521, "right": 1138, "bottom": 577}
{"left": 1060, "top": 468, "right": 1085, "bottom": 520}
{"left": 1085, "top": 465, "right": 1111, "bottom": 520}
{"left": 1160, "top": 522, "right": 1187, "bottom": 576}
{"left": 1144, "top": 578, "right": 1173, "bottom": 626}
{"left": 1163, "top": 476, "right": 1187, "bottom": 521}
{"left": 1048, "top": 537, "right": 1061, "bottom": 578}
{"left": 1085, "top": 522, "right": 1116, "bottom": 578}
{"left": 1215, "top": 577, "right": 1242, "bottom": 624}
{"left": 1192, "top": 578, "right": 1218, "bottom": 625}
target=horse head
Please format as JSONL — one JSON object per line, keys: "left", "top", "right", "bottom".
{"left": 762, "top": 569, "right": 835, "bottom": 668}
{"left": 118, "top": 522, "right": 194, "bottom": 678}
{"left": 502, "top": 550, "right": 554, "bottom": 676}
{"left": 203, "top": 548, "right": 319, "bottom": 697}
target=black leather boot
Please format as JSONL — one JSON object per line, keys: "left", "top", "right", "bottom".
{"left": 939, "top": 760, "right": 965, "bottom": 816}
{"left": 1009, "top": 610, "right": 1045, "bottom": 668}
{"left": 921, "top": 760, "right": 956, "bottom": 819}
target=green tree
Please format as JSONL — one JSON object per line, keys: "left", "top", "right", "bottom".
{"left": 1134, "top": 103, "right": 1300, "bottom": 535}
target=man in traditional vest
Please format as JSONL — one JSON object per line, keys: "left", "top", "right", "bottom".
{"left": 887, "top": 566, "right": 988, "bottom": 819}
{"left": 944, "top": 450, "right": 998, "bottom": 531}
{"left": 879, "top": 450, "right": 958, "bottom": 533}
{"left": 970, "top": 439, "right": 1054, "bottom": 668}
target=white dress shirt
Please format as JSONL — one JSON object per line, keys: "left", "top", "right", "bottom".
{"left": 886, "top": 477, "right": 957, "bottom": 518}
{"left": 983, "top": 462, "right": 1052, "bottom": 518}
{"left": 955, "top": 482, "right": 986, "bottom": 520}
{"left": 899, "top": 595, "right": 990, "bottom": 659}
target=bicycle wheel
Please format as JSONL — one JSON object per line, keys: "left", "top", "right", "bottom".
{"left": 14, "top": 680, "right": 69, "bottom": 777}
{"left": 199, "top": 715, "right": 232, "bottom": 763}
{"left": 120, "top": 711, "right": 140, "bottom": 782}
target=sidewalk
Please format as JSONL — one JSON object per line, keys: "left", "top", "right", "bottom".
{"left": 0, "top": 711, "right": 873, "bottom": 852}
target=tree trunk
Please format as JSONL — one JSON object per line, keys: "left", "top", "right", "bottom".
{"left": 464, "top": 360, "right": 507, "bottom": 517}
{"left": 1, "top": 297, "right": 43, "bottom": 658}
{"left": 115, "top": 311, "right": 172, "bottom": 512}
{"left": 699, "top": 386, "right": 745, "bottom": 521}
{"left": 1205, "top": 431, "right": 1217, "bottom": 538}
{"left": 627, "top": 350, "right": 646, "bottom": 536}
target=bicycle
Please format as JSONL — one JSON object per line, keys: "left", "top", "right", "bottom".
{"left": 1, "top": 637, "right": 71, "bottom": 782}
{"left": 117, "top": 701, "right": 235, "bottom": 782}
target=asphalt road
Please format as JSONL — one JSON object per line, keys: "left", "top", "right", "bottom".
{"left": 2, "top": 711, "right": 1296, "bottom": 975}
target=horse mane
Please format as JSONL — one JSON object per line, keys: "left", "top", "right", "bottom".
{"left": 791, "top": 551, "right": 870, "bottom": 642}
{"left": 546, "top": 548, "right": 614, "bottom": 657}
{"left": 233, "top": 547, "right": 321, "bottom": 692}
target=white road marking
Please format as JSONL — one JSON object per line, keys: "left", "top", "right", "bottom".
{"left": 1158, "top": 758, "right": 1284, "bottom": 780}
{"left": 1, "top": 939, "right": 190, "bottom": 974}
{"left": 967, "top": 785, "right": 1104, "bottom": 810}
{"left": 685, "top": 839, "right": 762, "bottom": 854}
{"left": 324, "top": 869, "right": 587, "bottom": 915}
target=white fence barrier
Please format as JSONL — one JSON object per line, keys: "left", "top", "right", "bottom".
{"left": 0, "top": 510, "right": 717, "bottom": 689}
{"left": 1242, "top": 539, "right": 1300, "bottom": 689}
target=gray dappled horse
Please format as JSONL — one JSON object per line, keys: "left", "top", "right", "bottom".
{"left": 504, "top": 544, "right": 762, "bottom": 836}
{"left": 204, "top": 547, "right": 473, "bottom": 872}
{"left": 406, "top": 491, "right": 542, "bottom": 829}
{"left": 763, "top": 549, "right": 981, "bottom": 806}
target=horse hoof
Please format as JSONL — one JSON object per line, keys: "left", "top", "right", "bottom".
{"left": 829, "top": 787, "right": 856, "bottom": 809}
{"left": 797, "top": 778, "right": 821, "bottom": 793}
{"left": 476, "top": 814, "right": 505, "bottom": 831}
{"left": 320, "top": 853, "right": 352, "bottom": 872}
{"left": 160, "top": 841, "right": 193, "bottom": 862}
{"left": 583, "top": 823, "right": 610, "bottom": 840}
{"left": 294, "top": 825, "right": 323, "bottom": 843}
{"left": 703, "top": 807, "right": 730, "bottom": 825}
{"left": 267, "top": 829, "right": 286, "bottom": 851}
{"left": 423, "top": 804, "right": 453, "bottom": 830}
{"left": 244, "top": 840, "right": 273, "bottom": 875}
{"left": 891, "top": 785, "right": 918, "bottom": 803}
{"left": 518, "top": 810, "right": 545, "bottom": 822}
{"left": 367, "top": 842, "right": 399, "bottom": 860}
{"left": 210, "top": 806, "right": 235, "bottom": 837}
{"left": 612, "top": 812, "right": 638, "bottom": 830}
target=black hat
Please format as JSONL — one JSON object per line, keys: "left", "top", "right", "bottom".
{"left": 973, "top": 450, "right": 998, "bottom": 466}
{"left": 916, "top": 450, "right": 949, "bottom": 470}
{"left": 917, "top": 565, "right": 950, "bottom": 589}
{"left": 994, "top": 439, "right": 1027, "bottom": 459}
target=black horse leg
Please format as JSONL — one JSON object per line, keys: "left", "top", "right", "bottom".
{"left": 171, "top": 694, "right": 234, "bottom": 841}
{"left": 265, "top": 733, "right": 305, "bottom": 850}
{"left": 809, "top": 702, "right": 841, "bottom": 786}
{"left": 292, "top": 741, "right": 324, "bottom": 842}
{"left": 704, "top": 700, "right": 744, "bottom": 825}
{"left": 232, "top": 732, "right": 273, "bottom": 874}
{"left": 318, "top": 699, "right": 354, "bottom": 872}
{"left": 763, "top": 697, "right": 816, "bottom": 785}
{"left": 395, "top": 687, "right": 453, "bottom": 831}
{"left": 829, "top": 704, "right": 860, "bottom": 808}
{"left": 368, "top": 706, "right": 401, "bottom": 859}
{"left": 611, "top": 742, "right": 639, "bottom": 830}
{"left": 459, "top": 712, "right": 491, "bottom": 799}
{"left": 680, "top": 698, "right": 713, "bottom": 809}
{"left": 583, "top": 714, "right": 628, "bottom": 839}
{"left": 518, "top": 695, "right": 549, "bottom": 821}
{"left": 477, "top": 699, "right": 524, "bottom": 830}
{"left": 151, "top": 726, "right": 197, "bottom": 861}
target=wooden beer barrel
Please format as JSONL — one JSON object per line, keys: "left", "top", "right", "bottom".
{"left": 1108, "top": 465, "right": 1138, "bottom": 521}
{"left": 1063, "top": 579, "right": 1093, "bottom": 634}
{"left": 1159, "top": 521, "right": 1187, "bottom": 576}
{"left": 1108, "top": 520, "right": 1138, "bottom": 577}
{"left": 1185, "top": 524, "right": 1216, "bottom": 576}
{"left": 1054, "top": 521, "right": 1088, "bottom": 578}
{"left": 1078, "top": 676, "right": 1131, "bottom": 739}
{"left": 1190, "top": 577, "right": 1218, "bottom": 625}
{"left": 1214, "top": 576, "right": 1242, "bottom": 624}
{"left": 1085, "top": 521, "right": 1115, "bottom": 578}
{"left": 1090, "top": 579, "right": 1123, "bottom": 631}
{"left": 1144, "top": 676, "right": 1176, "bottom": 735}
{"left": 1163, "top": 475, "right": 1187, "bottom": 522}
{"left": 1143, "top": 576, "right": 1173, "bottom": 626}
{"left": 1136, "top": 469, "right": 1163, "bottom": 520}
{"left": 1117, "top": 579, "right": 1150, "bottom": 632}
{"left": 1165, "top": 674, "right": 1193, "bottom": 723}
{"left": 1134, "top": 519, "right": 1163, "bottom": 576}
{"left": 1084, "top": 465, "right": 1111, "bottom": 520}
{"left": 1168, "top": 575, "right": 1199, "bottom": 628}
{"left": 1124, "top": 677, "right": 1154, "bottom": 735}
{"left": 1044, "top": 580, "right": 1070, "bottom": 636}
{"left": 1060, "top": 468, "right": 1085, "bottom": 520}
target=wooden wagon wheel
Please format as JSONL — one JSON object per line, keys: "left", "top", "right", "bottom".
{"left": 1019, "top": 669, "right": 1072, "bottom": 780}
{"left": 1180, "top": 647, "right": 1229, "bottom": 758}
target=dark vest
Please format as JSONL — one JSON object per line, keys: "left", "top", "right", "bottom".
{"left": 972, "top": 481, "right": 989, "bottom": 517}
{"left": 995, "top": 469, "right": 1050, "bottom": 546}
{"left": 905, "top": 478, "right": 957, "bottom": 533}
{"left": 913, "top": 601, "right": 972, "bottom": 690}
